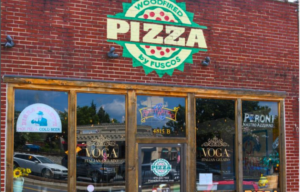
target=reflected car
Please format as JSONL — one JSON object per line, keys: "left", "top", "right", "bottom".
{"left": 197, "top": 180, "right": 258, "bottom": 191}
{"left": 217, "top": 180, "right": 259, "bottom": 190}
{"left": 118, "top": 162, "right": 126, "bottom": 179}
{"left": 65, "top": 156, "right": 116, "bottom": 183}
{"left": 14, "top": 153, "right": 68, "bottom": 179}
{"left": 22, "top": 144, "right": 41, "bottom": 152}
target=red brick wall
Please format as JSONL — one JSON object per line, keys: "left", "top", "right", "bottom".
{"left": 0, "top": 84, "right": 6, "bottom": 191}
{"left": 1, "top": 0, "right": 298, "bottom": 191}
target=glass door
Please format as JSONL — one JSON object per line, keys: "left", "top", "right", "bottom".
{"left": 138, "top": 144, "right": 184, "bottom": 192}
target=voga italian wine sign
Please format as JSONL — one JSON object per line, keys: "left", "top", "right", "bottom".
{"left": 107, "top": 0, "right": 207, "bottom": 77}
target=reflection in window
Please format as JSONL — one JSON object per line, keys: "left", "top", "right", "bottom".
{"left": 14, "top": 90, "right": 68, "bottom": 191}
{"left": 75, "top": 93, "right": 126, "bottom": 191}
{"left": 242, "top": 101, "right": 279, "bottom": 191}
{"left": 196, "top": 99, "right": 236, "bottom": 191}
{"left": 137, "top": 96, "right": 186, "bottom": 137}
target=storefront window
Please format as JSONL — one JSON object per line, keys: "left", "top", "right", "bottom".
{"left": 242, "top": 101, "right": 280, "bottom": 191}
{"left": 76, "top": 93, "right": 126, "bottom": 191}
{"left": 137, "top": 96, "right": 186, "bottom": 137}
{"left": 196, "top": 99, "right": 236, "bottom": 191}
{"left": 14, "top": 90, "right": 68, "bottom": 191}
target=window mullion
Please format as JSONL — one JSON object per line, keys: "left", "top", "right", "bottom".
{"left": 235, "top": 99, "right": 243, "bottom": 192}
{"left": 68, "top": 90, "right": 77, "bottom": 191}
{"left": 187, "top": 93, "right": 196, "bottom": 192}
{"left": 126, "top": 90, "right": 137, "bottom": 191}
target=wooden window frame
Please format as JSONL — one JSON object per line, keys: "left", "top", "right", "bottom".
{"left": 4, "top": 76, "right": 286, "bottom": 192}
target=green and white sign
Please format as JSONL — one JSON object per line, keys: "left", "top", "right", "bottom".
{"left": 151, "top": 159, "right": 172, "bottom": 177}
{"left": 107, "top": 0, "right": 207, "bottom": 77}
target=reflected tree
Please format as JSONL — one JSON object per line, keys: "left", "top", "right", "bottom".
{"left": 164, "top": 104, "right": 186, "bottom": 137}
{"left": 196, "top": 99, "right": 235, "bottom": 140}
{"left": 77, "top": 101, "right": 112, "bottom": 125}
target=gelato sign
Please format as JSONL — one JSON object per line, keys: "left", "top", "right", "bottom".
{"left": 107, "top": 0, "right": 207, "bottom": 77}
{"left": 243, "top": 113, "right": 276, "bottom": 128}
{"left": 16, "top": 103, "right": 62, "bottom": 133}
{"left": 200, "top": 137, "right": 230, "bottom": 162}
{"left": 85, "top": 135, "right": 119, "bottom": 161}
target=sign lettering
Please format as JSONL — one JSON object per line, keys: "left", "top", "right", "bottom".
{"left": 139, "top": 103, "right": 179, "bottom": 123}
{"left": 107, "top": 0, "right": 207, "bottom": 77}
{"left": 200, "top": 136, "right": 230, "bottom": 162}
{"left": 16, "top": 103, "right": 62, "bottom": 133}
{"left": 243, "top": 113, "right": 276, "bottom": 128}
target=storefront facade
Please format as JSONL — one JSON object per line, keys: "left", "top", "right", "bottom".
{"left": 1, "top": 0, "right": 298, "bottom": 192}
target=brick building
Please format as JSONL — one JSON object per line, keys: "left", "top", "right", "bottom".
{"left": 1, "top": 0, "right": 298, "bottom": 192}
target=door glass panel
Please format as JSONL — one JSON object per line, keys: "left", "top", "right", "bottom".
{"left": 242, "top": 101, "right": 280, "bottom": 191}
{"left": 76, "top": 93, "right": 126, "bottom": 192}
{"left": 137, "top": 96, "right": 186, "bottom": 137}
{"left": 14, "top": 89, "right": 68, "bottom": 192}
{"left": 139, "top": 144, "right": 182, "bottom": 192}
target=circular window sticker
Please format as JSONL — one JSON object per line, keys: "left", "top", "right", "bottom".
{"left": 16, "top": 103, "right": 62, "bottom": 133}
{"left": 151, "top": 159, "right": 172, "bottom": 177}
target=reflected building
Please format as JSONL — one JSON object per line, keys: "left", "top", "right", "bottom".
{"left": 77, "top": 123, "right": 154, "bottom": 144}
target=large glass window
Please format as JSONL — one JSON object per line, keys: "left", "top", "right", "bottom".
{"left": 76, "top": 93, "right": 126, "bottom": 192}
{"left": 137, "top": 96, "right": 186, "bottom": 137}
{"left": 242, "top": 101, "right": 280, "bottom": 191}
{"left": 14, "top": 90, "right": 68, "bottom": 192}
{"left": 196, "top": 99, "right": 236, "bottom": 191}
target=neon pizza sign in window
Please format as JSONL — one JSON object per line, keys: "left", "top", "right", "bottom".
{"left": 139, "top": 103, "right": 179, "bottom": 123}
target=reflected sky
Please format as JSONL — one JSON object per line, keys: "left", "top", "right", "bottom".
{"left": 15, "top": 89, "right": 68, "bottom": 112}
{"left": 257, "top": 101, "right": 278, "bottom": 116}
{"left": 77, "top": 93, "right": 126, "bottom": 123}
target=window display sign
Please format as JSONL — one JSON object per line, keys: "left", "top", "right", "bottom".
{"left": 137, "top": 96, "right": 186, "bottom": 137}
{"left": 85, "top": 135, "right": 119, "bottom": 161}
{"left": 200, "top": 136, "right": 230, "bottom": 162}
{"left": 139, "top": 103, "right": 179, "bottom": 123}
{"left": 107, "top": 0, "right": 207, "bottom": 77}
{"left": 151, "top": 159, "right": 172, "bottom": 177}
{"left": 16, "top": 103, "right": 62, "bottom": 133}
{"left": 243, "top": 113, "right": 275, "bottom": 128}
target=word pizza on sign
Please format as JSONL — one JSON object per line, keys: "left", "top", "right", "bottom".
{"left": 107, "top": 0, "right": 207, "bottom": 77}
{"left": 151, "top": 159, "right": 172, "bottom": 177}
{"left": 139, "top": 103, "right": 179, "bottom": 123}
{"left": 243, "top": 113, "right": 276, "bottom": 128}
